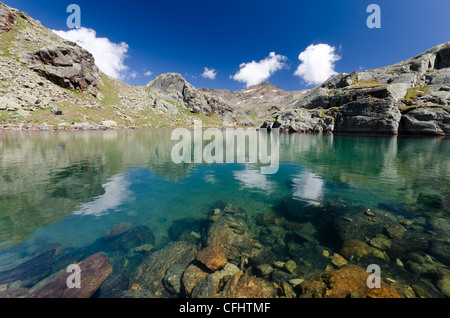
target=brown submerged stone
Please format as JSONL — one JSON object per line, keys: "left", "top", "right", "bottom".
{"left": 196, "top": 246, "right": 228, "bottom": 271}
{"left": 29, "top": 253, "right": 112, "bottom": 298}
{"left": 298, "top": 265, "right": 402, "bottom": 298}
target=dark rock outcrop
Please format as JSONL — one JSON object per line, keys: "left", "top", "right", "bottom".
{"left": 19, "top": 43, "right": 101, "bottom": 95}
{"left": 401, "top": 107, "right": 450, "bottom": 135}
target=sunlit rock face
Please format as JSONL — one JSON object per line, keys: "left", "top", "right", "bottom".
{"left": 264, "top": 42, "right": 450, "bottom": 136}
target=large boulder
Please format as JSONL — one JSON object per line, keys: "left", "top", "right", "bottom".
{"left": 204, "top": 203, "right": 256, "bottom": 266}
{"left": 129, "top": 241, "right": 199, "bottom": 297}
{"left": 19, "top": 43, "right": 101, "bottom": 94}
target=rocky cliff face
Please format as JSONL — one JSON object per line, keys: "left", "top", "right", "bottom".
{"left": 263, "top": 43, "right": 450, "bottom": 135}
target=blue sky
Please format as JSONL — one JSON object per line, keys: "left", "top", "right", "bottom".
{"left": 4, "top": 0, "right": 450, "bottom": 91}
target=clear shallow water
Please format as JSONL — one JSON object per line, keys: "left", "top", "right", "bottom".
{"left": 0, "top": 130, "right": 449, "bottom": 295}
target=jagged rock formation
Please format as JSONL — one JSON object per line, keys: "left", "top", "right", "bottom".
{"left": 147, "top": 73, "right": 236, "bottom": 125}
{"left": 263, "top": 43, "right": 450, "bottom": 135}
{"left": 18, "top": 43, "right": 101, "bottom": 95}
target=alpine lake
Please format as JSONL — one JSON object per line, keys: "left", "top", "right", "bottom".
{"left": 0, "top": 129, "right": 449, "bottom": 298}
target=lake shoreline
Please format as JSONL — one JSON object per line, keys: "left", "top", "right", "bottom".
{"left": 1, "top": 123, "right": 449, "bottom": 139}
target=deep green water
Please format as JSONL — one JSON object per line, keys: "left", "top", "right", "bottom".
{"left": 0, "top": 130, "right": 449, "bottom": 294}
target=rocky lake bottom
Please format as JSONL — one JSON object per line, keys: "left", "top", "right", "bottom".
{"left": 0, "top": 130, "right": 449, "bottom": 298}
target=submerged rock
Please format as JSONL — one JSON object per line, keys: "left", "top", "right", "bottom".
{"left": 330, "top": 253, "right": 348, "bottom": 268}
{"left": 103, "top": 222, "right": 132, "bottom": 241}
{"left": 182, "top": 264, "right": 208, "bottom": 297}
{"left": 163, "top": 264, "right": 186, "bottom": 295}
{"left": 429, "top": 239, "right": 450, "bottom": 266}
{"left": 284, "top": 260, "right": 297, "bottom": 274}
{"left": 129, "top": 241, "right": 198, "bottom": 297}
{"left": 0, "top": 250, "right": 55, "bottom": 287}
{"left": 216, "top": 271, "right": 278, "bottom": 298}
{"left": 204, "top": 204, "right": 256, "bottom": 266}
{"left": 29, "top": 253, "right": 112, "bottom": 298}
{"left": 369, "top": 235, "right": 392, "bottom": 251}
{"left": 104, "top": 225, "right": 155, "bottom": 252}
{"left": 168, "top": 218, "right": 207, "bottom": 243}
{"left": 255, "top": 264, "right": 274, "bottom": 277}
{"left": 340, "top": 240, "right": 389, "bottom": 261}
{"left": 190, "top": 275, "right": 215, "bottom": 298}
{"left": 298, "top": 265, "right": 402, "bottom": 298}
{"left": 196, "top": 246, "right": 228, "bottom": 272}
{"left": 334, "top": 207, "right": 399, "bottom": 242}
{"left": 437, "top": 274, "right": 450, "bottom": 298}
{"left": 384, "top": 223, "right": 407, "bottom": 240}
{"left": 96, "top": 271, "right": 130, "bottom": 298}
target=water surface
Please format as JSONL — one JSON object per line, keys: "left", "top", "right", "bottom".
{"left": 0, "top": 130, "right": 449, "bottom": 295}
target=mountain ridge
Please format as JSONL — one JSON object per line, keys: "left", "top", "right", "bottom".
{"left": 0, "top": 1, "right": 449, "bottom": 134}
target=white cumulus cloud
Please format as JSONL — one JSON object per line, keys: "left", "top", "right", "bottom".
{"left": 201, "top": 67, "right": 217, "bottom": 80}
{"left": 232, "top": 52, "right": 288, "bottom": 88}
{"left": 294, "top": 44, "right": 341, "bottom": 86}
{"left": 52, "top": 27, "right": 130, "bottom": 80}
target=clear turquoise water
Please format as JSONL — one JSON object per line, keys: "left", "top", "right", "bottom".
{"left": 0, "top": 130, "right": 449, "bottom": 290}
